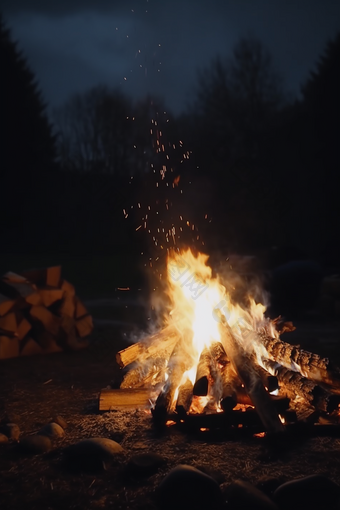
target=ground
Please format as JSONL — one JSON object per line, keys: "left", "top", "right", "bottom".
{"left": 1, "top": 254, "right": 340, "bottom": 510}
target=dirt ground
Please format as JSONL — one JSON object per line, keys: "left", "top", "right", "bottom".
{"left": 1, "top": 313, "right": 340, "bottom": 510}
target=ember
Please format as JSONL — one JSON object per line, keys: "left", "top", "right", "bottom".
{"left": 101, "top": 248, "right": 340, "bottom": 436}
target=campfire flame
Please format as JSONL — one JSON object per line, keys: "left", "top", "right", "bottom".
{"left": 113, "top": 247, "right": 340, "bottom": 432}
{"left": 164, "top": 248, "right": 275, "bottom": 412}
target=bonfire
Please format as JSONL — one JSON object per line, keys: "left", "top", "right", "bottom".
{"left": 100, "top": 249, "right": 340, "bottom": 436}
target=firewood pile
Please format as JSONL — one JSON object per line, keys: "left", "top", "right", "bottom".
{"left": 99, "top": 317, "right": 340, "bottom": 437}
{"left": 0, "top": 266, "right": 93, "bottom": 359}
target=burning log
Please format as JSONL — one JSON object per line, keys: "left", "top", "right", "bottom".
{"left": 219, "top": 315, "right": 285, "bottom": 434}
{"left": 184, "top": 407, "right": 265, "bottom": 431}
{"left": 193, "top": 346, "right": 221, "bottom": 396}
{"left": 116, "top": 323, "right": 181, "bottom": 368}
{"left": 262, "top": 359, "right": 340, "bottom": 413}
{"left": 99, "top": 388, "right": 150, "bottom": 411}
{"left": 152, "top": 338, "right": 192, "bottom": 427}
{"left": 176, "top": 379, "right": 194, "bottom": 418}
{"left": 120, "top": 357, "right": 168, "bottom": 389}
{"left": 233, "top": 389, "right": 290, "bottom": 413}
{"left": 259, "top": 335, "right": 340, "bottom": 390}
{"left": 255, "top": 365, "right": 279, "bottom": 393}
{"left": 220, "top": 362, "right": 239, "bottom": 411}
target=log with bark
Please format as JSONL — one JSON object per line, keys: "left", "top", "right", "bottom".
{"left": 259, "top": 334, "right": 340, "bottom": 390}
{"left": 218, "top": 315, "right": 285, "bottom": 434}
{"left": 262, "top": 359, "right": 340, "bottom": 413}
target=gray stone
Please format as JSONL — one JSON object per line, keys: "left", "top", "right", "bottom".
{"left": 19, "top": 434, "right": 52, "bottom": 454}
{"left": 127, "top": 453, "right": 166, "bottom": 477}
{"left": 274, "top": 474, "right": 340, "bottom": 510}
{"left": 39, "top": 422, "right": 65, "bottom": 439}
{"left": 157, "top": 464, "right": 223, "bottom": 510}
{"left": 63, "top": 437, "right": 124, "bottom": 472}
{"left": 0, "top": 432, "right": 9, "bottom": 444}
{"left": 51, "top": 415, "right": 68, "bottom": 430}
{"left": 224, "top": 480, "right": 278, "bottom": 510}
{"left": 2, "top": 423, "right": 20, "bottom": 441}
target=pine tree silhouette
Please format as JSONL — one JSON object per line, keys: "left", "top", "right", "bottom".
{"left": 301, "top": 32, "right": 340, "bottom": 252}
{"left": 0, "top": 14, "right": 56, "bottom": 245}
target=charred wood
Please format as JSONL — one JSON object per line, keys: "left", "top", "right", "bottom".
{"left": 220, "top": 362, "right": 239, "bottom": 411}
{"left": 176, "top": 379, "right": 194, "bottom": 418}
{"left": 259, "top": 334, "right": 340, "bottom": 390}
{"left": 255, "top": 364, "right": 279, "bottom": 393}
{"left": 219, "top": 315, "right": 285, "bottom": 434}
{"left": 263, "top": 359, "right": 340, "bottom": 413}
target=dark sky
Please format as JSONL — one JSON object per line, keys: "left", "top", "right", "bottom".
{"left": 1, "top": 0, "right": 340, "bottom": 115}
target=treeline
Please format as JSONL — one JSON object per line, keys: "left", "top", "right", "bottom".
{"left": 1, "top": 13, "right": 339, "bottom": 264}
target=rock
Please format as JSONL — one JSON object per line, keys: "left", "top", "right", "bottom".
{"left": 51, "top": 415, "right": 68, "bottom": 430}
{"left": 224, "top": 480, "right": 278, "bottom": 510}
{"left": 0, "top": 432, "right": 9, "bottom": 444}
{"left": 2, "top": 423, "right": 20, "bottom": 441}
{"left": 157, "top": 464, "right": 223, "bottom": 510}
{"left": 274, "top": 474, "right": 340, "bottom": 510}
{"left": 63, "top": 437, "right": 124, "bottom": 472}
{"left": 19, "top": 434, "right": 52, "bottom": 454}
{"left": 127, "top": 453, "right": 166, "bottom": 477}
{"left": 256, "top": 477, "right": 286, "bottom": 498}
{"left": 39, "top": 422, "right": 65, "bottom": 439}
{"left": 195, "top": 464, "right": 225, "bottom": 485}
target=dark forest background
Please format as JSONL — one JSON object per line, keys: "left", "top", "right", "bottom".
{"left": 1, "top": 13, "right": 340, "bottom": 282}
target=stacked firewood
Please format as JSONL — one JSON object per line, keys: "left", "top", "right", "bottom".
{"left": 0, "top": 267, "right": 93, "bottom": 359}
{"left": 100, "top": 319, "right": 340, "bottom": 435}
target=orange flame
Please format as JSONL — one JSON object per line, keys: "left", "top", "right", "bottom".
{"left": 155, "top": 248, "right": 278, "bottom": 412}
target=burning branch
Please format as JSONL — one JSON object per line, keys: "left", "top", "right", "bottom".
{"left": 219, "top": 314, "right": 285, "bottom": 434}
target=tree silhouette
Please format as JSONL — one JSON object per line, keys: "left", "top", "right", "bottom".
{"left": 183, "top": 36, "right": 286, "bottom": 251}
{"left": 54, "top": 86, "right": 132, "bottom": 173}
{"left": 0, "top": 14, "right": 56, "bottom": 246}
{"left": 300, "top": 32, "right": 340, "bottom": 255}
{"left": 0, "top": 15, "right": 55, "bottom": 178}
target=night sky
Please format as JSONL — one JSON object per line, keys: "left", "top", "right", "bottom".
{"left": 1, "top": 0, "right": 340, "bottom": 115}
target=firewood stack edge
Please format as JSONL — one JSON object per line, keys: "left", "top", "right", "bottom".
{"left": 0, "top": 267, "right": 93, "bottom": 359}
{"left": 99, "top": 319, "right": 340, "bottom": 437}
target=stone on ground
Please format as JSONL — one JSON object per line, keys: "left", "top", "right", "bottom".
{"left": 127, "top": 453, "right": 166, "bottom": 477}
{"left": 19, "top": 434, "right": 52, "bottom": 454}
{"left": 63, "top": 437, "right": 125, "bottom": 472}
{"left": 274, "top": 474, "right": 340, "bottom": 510}
{"left": 2, "top": 423, "right": 20, "bottom": 441}
{"left": 0, "top": 432, "right": 9, "bottom": 443}
{"left": 157, "top": 464, "right": 223, "bottom": 510}
{"left": 51, "top": 415, "right": 68, "bottom": 429}
{"left": 224, "top": 479, "right": 278, "bottom": 510}
{"left": 39, "top": 422, "right": 65, "bottom": 439}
